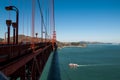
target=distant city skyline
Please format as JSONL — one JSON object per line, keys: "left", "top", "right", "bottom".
{"left": 0, "top": 0, "right": 120, "bottom": 43}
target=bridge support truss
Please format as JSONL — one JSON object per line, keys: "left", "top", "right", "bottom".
{"left": 0, "top": 44, "right": 53, "bottom": 80}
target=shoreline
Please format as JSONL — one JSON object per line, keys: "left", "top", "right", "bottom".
{"left": 63, "top": 46, "right": 84, "bottom": 48}
{"left": 58, "top": 45, "right": 87, "bottom": 49}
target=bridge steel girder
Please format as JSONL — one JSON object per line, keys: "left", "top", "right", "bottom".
{"left": 0, "top": 44, "right": 53, "bottom": 80}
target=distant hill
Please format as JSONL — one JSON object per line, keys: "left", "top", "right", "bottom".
{"left": 17, "top": 35, "right": 50, "bottom": 43}
{"left": 1, "top": 34, "right": 50, "bottom": 43}
{"left": 56, "top": 41, "right": 87, "bottom": 48}
{"left": 1, "top": 35, "right": 114, "bottom": 47}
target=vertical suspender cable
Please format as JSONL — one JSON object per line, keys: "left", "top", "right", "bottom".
{"left": 41, "top": 7, "right": 43, "bottom": 42}
{"left": 41, "top": 0, "right": 44, "bottom": 42}
{"left": 47, "top": 0, "right": 50, "bottom": 42}
{"left": 26, "top": 16, "right": 29, "bottom": 41}
{"left": 45, "top": 10, "right": 47, "bottom": 42}
{"left": 31, "top": 0, "right": 35, "bottom": 49}
{"left": 22, "top": 13, "right": 24, "bottom": 42}
{"left": 50, "top": 0, "right": 56, "bottom": 47}
{"left": 32, "top": 0, "right": 35, "bottom": 38}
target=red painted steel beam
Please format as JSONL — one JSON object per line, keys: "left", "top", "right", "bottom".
{"left": 0, "top": 45, "right": 52, "bottom": 76}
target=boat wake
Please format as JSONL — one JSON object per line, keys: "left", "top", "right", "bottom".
{"left": 68, "top": 63, "right": 117, "bottom": 68}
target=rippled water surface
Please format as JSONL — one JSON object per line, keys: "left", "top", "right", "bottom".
{"left": 40, "top": 44, "right": 120, "bottom": 80}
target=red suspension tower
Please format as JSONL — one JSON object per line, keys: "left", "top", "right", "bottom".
{"left": 51, "top": 0, "right": 56, "bottom": 47}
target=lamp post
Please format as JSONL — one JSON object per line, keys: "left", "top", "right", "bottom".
{"left": 5, "top": 32, "right": 8, "bottom": 43}
{"left": 35, "top": 33, "right": 38, "bottom": 38}
{"left": 6, "top": 20, "right": 12, "bottom": 44}
{"left": 35, "top": 33, "right": 38, "bottom": 42}
{"left": 5, "top": 6, "right": 19, "bottom": 44}
{"left": 12, "top": 22, "right": 17, "bottom": 44}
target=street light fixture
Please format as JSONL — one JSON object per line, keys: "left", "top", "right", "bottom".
{"left": 35, "top": 33, "right": 38, "bottom": 38}
{"left": 5, "top": 6, "right": 19, "bottom": 44}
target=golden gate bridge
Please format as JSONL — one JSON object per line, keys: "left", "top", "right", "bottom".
{"left": 0, "top": 0, "right": 57, "bottom": 80}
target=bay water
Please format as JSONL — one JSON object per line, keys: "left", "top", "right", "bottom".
{"left": 40, "top": 44, "right": 120, "bottom": 80}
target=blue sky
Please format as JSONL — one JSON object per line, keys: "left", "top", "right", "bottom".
{"left": 55, "top": 0, "right": 120, "bottom": 42}
{"left": 0, "top": 0, "right": 120, "bottom": 43}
